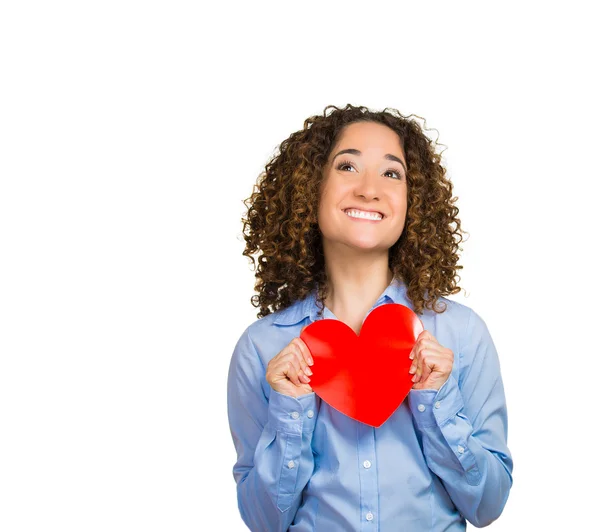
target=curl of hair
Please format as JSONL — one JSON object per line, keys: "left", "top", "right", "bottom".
{"left": 241, "top": 103, "right": 467, "bottom": 319}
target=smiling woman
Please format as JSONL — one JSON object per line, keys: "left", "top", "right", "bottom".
{"left": 240, "top": 104, "right": 465, "bottom": 319}
{"left": 227, "top": 104, "right": 513, "bottom": 531}
{"left": 317, "top": 121, "right": 409, "bottom": 268}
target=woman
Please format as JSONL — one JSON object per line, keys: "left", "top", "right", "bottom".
{"left": 227, "top": 104, "right": 513, "bottom": 531}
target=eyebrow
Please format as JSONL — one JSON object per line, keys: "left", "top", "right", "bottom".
{"left": 332, "top": 148, "right": 407, "bottom": 173}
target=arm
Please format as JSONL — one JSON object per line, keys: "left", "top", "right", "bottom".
{"left": 227, "top": 328, "right": 318, "bottom": 531}
{"left": 407, "top": 309, "right": 514, "bottom": 528}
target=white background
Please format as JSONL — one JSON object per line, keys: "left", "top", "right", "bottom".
{"left": 1, "top": 1, "right": 597, "bottom": 530}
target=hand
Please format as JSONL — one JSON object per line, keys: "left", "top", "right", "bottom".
{"left": 266, "top": 327, "right": 314, "bottom": 398}
{"left": 408, "top": 330, "right": 454, "bottom": 391}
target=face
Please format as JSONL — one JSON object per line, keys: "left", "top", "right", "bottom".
{"left": 317, "top": 121, "right": 408, "bottom": 253}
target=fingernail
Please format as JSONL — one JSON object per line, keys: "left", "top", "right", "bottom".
{"left": 412, "top": 375, "right": 417, "bottom": 382}
{"left": 305, "top": 367, "right": 313, "bottom": 376}
{"left": 305, "top": 376, "right": 311, "bottom": 383}
{"left": 409, "top": 353, "right": 414, "bottom": 360}
{"left": 409, "top": 367, "right": 415, "bottom": 374}
{"left": 308, "top": 358, "right": 313, "bottom": 366}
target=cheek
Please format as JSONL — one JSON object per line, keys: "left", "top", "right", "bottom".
{"left": 316, "top": 196, "right": 327, "bottom": 221}
{"left": 316, "top": 196, "right": 340, "bottom": 236}
{"left": 317, "top": 186, "right": 336, "bottom": 215}
{"left": 392, "top": 192, "right": 408, "bottom": 213}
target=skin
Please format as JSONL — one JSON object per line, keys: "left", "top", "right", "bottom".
{"left": 266, "top": 121, "right": 453, "bottom": 396}
{"left": 265, "top": 328, "right": 314, "bottom": 398}
{"left": 409, "top": 330, "right": 454, "bottom": 390}
{"left": 317, "top": 121, "right": 408, "bottom": 334}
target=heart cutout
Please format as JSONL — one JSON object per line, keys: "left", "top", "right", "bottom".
{"left": 300, "top": 303, "right": 423, "bottom": 427}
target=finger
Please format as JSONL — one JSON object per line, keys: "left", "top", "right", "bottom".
{"left": 287, "top": 349, "right": 312, "bottom": 384}
{"left": 420, "top": 330, "right": 435, "bottom": 342}
{"left": 418, "top": 355, "right": 433, "bottom": 383}
{"left": 411, "top": 347, "right": 422, "bottom": 381}
{"left": 288, "top": 353, "right": 312, "bottom": 385}
{"left": 280, "top": 353, "right": 305, "bottom": 386}
{"left": 416, "top": 350, "right": 440, "bottom": 383}
{"left": 418, "top": 336, "right": 441, "bottom": 350}
{"left": 409, "top": 342, "right": 422, "bottom": 375}
{"left": 420, "top": 339, "right": 449, "bottom": 358}
{"left": 409, "top": 349, "right": 418, "bottom": 374}
{"left": 413, "top": 340, "right": 446, "bottom": 375}
{"left": 416, "top": 353, "right": 446, "bottom": 383}
{"left": 412, "top": 358, "right": 421, "bottom": 382}
{"left": 416, "top": 330, "right": 429, "bottom": 342}
{"left": 297, "top": 370, "right": 311, "bottom": 384}
{"left": 292, "top": 338, "right": 314, "bottom": 376}
{"left": 418, "top": 332, "right": 439, "bottom": 351}
{"left": 294, "top": 337, "right": 314, "bottom": 366}
{"left": 413, "top": 347, "right": 434, "bottom": 383}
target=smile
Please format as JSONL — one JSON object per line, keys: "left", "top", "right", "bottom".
{"left": 344, "top": 209, "right": 384, "bottom": 221}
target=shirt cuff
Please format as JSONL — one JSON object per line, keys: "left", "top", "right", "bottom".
{"left": 407, "top": 373, "right": 464, "bottom": 429}
{"left": 267, "top": 389, "right": 318, "bottom": 434}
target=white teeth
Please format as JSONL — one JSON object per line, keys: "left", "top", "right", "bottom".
{"left": 345, "top": 209, "right": 383, "bottom": 221}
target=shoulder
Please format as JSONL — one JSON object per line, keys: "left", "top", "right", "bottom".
{"left": 232, "top": 298, "right": 309, "bottom": 366}
{"left": 433, "top": 296, "right": 498, "bottom": 374}
{"left": 433, "top": 296, "right": 488, "bottom": 334}
{"left": 245, "top": 297, "right": 306, "bottom": 338}
{"left": 423, "top": 296, "right": 472, "bottom": 339}
{"left": 425, "top": 296, "right": 493, "bottom": 360}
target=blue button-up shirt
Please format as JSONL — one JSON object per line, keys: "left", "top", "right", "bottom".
{"left": 227, "top": 277, "right": 513, "bottom": 531}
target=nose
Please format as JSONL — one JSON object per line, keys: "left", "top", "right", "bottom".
{"left": 353, "top": 169, "right": 381, "bottom": 201}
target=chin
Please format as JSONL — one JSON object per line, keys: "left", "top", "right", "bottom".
{"left": 346, "top": 239, "right": 388, "bottom": 251}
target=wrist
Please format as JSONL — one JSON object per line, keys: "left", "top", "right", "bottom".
{"left": 267, "top": 389, "right": 318, "bottom": 433}
{"left": 412, "top": 373, "right": 449, "bottom": 391}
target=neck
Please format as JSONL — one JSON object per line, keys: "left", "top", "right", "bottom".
{"left": 321, "top": 241, "right": 394, "bottom": 316}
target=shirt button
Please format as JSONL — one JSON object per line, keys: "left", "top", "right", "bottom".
{"left": 434, "top": 401, "right": 441, "bottom": 409}
{"left": 291, "top": 411, "right": 300, "bottom": 420}
{"left": 366, "top": 511, "right": 374, "bottom": 521}
{"left": 457, "top": 445, "right": 465, "bottom": 454}
{"left": 287, "top": 460, "right": 295, "bottom": 469}
{"left": 417, "top": 404, "right": 426, "bottom": 412}
{"left": 363, "top": 460, "right": 372, "bottom": 469}
{"left": 307, "top": 410, "right": 314, "bottom": 418}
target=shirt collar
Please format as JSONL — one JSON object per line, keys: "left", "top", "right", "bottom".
{"left": 272, "top": 276, "right": 410, "bottom": 326}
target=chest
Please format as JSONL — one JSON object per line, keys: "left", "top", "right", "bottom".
{"left": 323, "top": 305, "right": 375, "bottom": 336}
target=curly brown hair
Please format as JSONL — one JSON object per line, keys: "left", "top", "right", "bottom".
{"left": 241, "top": 103, "right": 467, "bottom": 319}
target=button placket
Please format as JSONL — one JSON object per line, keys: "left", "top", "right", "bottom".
{"left": 357, "top": 424, "right": 378, "bottom": 530}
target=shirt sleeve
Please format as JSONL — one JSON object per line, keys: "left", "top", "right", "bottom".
{"left": 407, "top": 308, "right": 514, "bottom": 528}
{"left": 227, "top": 327, "right": 318, "bottom": 532}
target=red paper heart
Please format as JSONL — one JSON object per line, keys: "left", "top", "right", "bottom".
{"left": 299, "top": 303, "right": 424, "bottom": 428}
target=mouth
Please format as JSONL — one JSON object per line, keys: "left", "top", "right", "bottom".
{"left": 343, "top": 208, "right": 385, "bottom": 222}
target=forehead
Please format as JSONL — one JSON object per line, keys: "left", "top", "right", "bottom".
{"left": 333, "top": 121, "right": 405, "bottom": 155}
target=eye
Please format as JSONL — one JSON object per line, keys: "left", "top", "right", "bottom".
{"left": 384, "top": 168, "right": 404, "bottom": 180}
{"left": 336, "top": 159, "right": 356, "bottom": 172}
{"left": 336, "top": 159, "right": 404, "bottom": 180}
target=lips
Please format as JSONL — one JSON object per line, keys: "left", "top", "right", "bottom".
{"left": 343, "top": 208, "right": 385, "bottom": 218}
